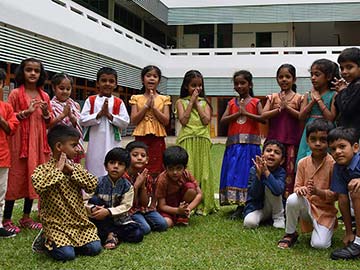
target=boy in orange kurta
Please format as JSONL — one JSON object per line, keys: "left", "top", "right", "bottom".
{"left": 278, "top": 119, "right": 337, "bottom": 249}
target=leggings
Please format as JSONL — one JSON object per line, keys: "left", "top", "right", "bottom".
{"left": 3, "top": 198, "right": 33, "bottom": 219}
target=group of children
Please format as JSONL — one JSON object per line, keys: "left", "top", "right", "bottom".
{"left": 0, "top": 46, "right": 359, "bottom": 261}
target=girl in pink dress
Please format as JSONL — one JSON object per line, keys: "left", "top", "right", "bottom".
{"left": 262, "top": 64, "right": 302, "bottom": 198}
{"left": 3, "top": 58, "right": 52, "bottom": 234}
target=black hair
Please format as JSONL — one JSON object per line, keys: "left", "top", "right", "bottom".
{"left": 15, "top": 58, "right": 47, "bottom": 87}
{"left": 163, "top": 146, "right": 188, "bottom": 168}
{"left": 51, "top": 72, "right": 73, "bottom": 87}
{"left": 140, "top": 65, "right": 162, "bottom": 94}
{"left": 0, "top": 68, "right": 6, "bottom": 82}
{"left": 327, "top": 127, "right": 359, "bottom": 146}
{"left": 306, "top": 118, "right": 335, "bottom": 138}
{"left": 104, "top": 147, "right": 130, "bottom": 168}
{"left": 125, "top": 141, "right": 149, "bottom": 155}
{"left": 276, "top": 64, "right": 297, "bottom": 92}
{"left": 96, "top": 67, "right": 118, "bottom": 83}
{"left": 47, "top": 125, "right": 80, "bottom": 150}
{"left": 233, "top": 70, "right": 254, "bottom": 97}
{"left": 179, "top": 70, "right": 212, "bottom": 108}
{"left": 263, "top": 139, "right": 285, "bottom": 158}
{"left": 310, "top": 59, "right": 340, "bottom": 89}
{"left": 338, "top": 47, "right": 360, "bottom": 66}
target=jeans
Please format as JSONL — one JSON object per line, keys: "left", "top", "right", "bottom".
{"left": 132, "top": 211, "right": 168, "bottom": 234}
{"left": 48, "top": 240, "right": 102, "bottom": 261}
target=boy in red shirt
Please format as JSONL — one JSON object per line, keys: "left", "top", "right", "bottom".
{"left": 156, "top": 146, "right": 202, "bottom": 227}
{"left": 0, "top": 69, "right": 19, "bottom": 237}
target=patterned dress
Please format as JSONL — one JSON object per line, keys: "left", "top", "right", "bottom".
{"left": 220, "top": 97, "right": 262, "bottom": 206}
{"left": 32, "top": 159, "right": 99, "bottom": 249}
{"left": 176, "top": 97, "right": 218, "bottom": 215}
{"left": 296, "top": 90, "right": 336, "bottom": 164}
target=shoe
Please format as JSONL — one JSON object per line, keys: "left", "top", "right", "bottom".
{"left": 176, "top": 217, "right": 189, "bottom": 226}
{"left": 3, "top": 220, "right": 20, "bottom": 234}
{"left": 229, "top": 205, "right": 244, "bottom": 220}
{"left": 19, "top": 218, "right": 42, "bottom": 230}
{"left": 32, "top": 229, "right": 47, "bottom": 254}
{"left": 113, "top": 214, "right": 136, "bottom": 226}
{"left": 331, "top": 242, "right": 360, "bottom": 260}
{"left": 0, "top": 227, "right": 16, "bottom": 238}
{"left": 273, "top": 218, "right": 285, "bottom": 229}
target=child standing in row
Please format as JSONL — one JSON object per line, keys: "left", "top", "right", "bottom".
{"left": 124, "top": 141, "right": 168, "bottom": 234}
{"left": 80, "top": 67, "right": 129, "bottom": 177}
{"left": 176, "top": 70, "right": 217, "bottom": 215}
{"left": 32, "top": 125, "right": 101, "bottom": 261}
{"left": 243, "top": 140, "right": 286, "bottom": 229}
{"left": 156, "top": 146, "right": 203, "bottom": 227}
{"left": 50, "top": 73, "right": 84, "bottom": 163}
{"left": 262, "top": 64, "right": 302, "bottom": 198}
{"left": 130, "top": 65, "right": 171, "bottom": 178}
{"left": 0, "top": 69, "right": 19, "bottom": 238}
{"left": 4, "top": 58, "right": 52, "bottom": 234}
{"left": 297, "top": 59, "right": 338, "bottom": 163}
{"left": 278, "top": 119, "right": 337, "bottom": 249}
{"left": 334, "top": 47, "right": 360, "bottom": 135}
{"left": 219, "top": 70, "right": 265, "bottom": 219}
{"left": 88, "top": 147, "right": 143, "bottom": 249}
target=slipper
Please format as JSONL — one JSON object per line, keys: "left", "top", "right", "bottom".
{"left": 104, "top": 234, "right": 119, "bottom": 250}
{"left": 19, "top": 218, "right": 42, "bottom": 230}
{"left": 278, "top": 232, "right": 298, "bottom": 249}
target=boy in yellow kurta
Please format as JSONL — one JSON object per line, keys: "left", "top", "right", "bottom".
{"left": 32, "top": 125, "right": 101, "bottom": 261}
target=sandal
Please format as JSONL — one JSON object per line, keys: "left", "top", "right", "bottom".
{"left": 3, "top": 220, "right": 21, "bottom": 234}
{"left": 104, "top": 233, "right": 119, "bottom": 250}
{"left": 278, "top": 232, "right": 298, "bottom": 249}
{"left": 19, "top": 218, "right": 42, "bottom": 230}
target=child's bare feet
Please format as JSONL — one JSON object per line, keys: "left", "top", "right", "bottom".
{"left": 104, "top": 233, "right": 119, "bottom": 250}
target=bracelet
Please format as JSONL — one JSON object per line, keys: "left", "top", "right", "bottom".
{"left": 43, "top": 114, "right": 50, "bottom": 120}
{"left": 144, "top": 104, "right": 149, "bottom": 109}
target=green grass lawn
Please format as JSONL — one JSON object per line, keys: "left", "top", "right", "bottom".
{"left": 1, "top": 144, "right": 359, "bottom": 269}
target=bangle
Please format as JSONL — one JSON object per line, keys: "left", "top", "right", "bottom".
{"left": 144, "top": 104, "right": 149, "bottom": 109}
{"left": 43, "top": 114, "right": 50, "bottom": 120}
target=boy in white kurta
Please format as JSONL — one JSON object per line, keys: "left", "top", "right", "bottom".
{"left": 80, "top": 67, "right": 129, "bottom": 177}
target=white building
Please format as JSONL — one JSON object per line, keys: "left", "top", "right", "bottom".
{"left": 0, "top": 0, "right": 359, "bottom": 135}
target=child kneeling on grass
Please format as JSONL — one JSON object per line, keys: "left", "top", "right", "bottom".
{"left": 32, "top": 125, "right": 102, "bottom": 261}
{"left": 155, "top": 146, "right": 202, "bottom": 227}
{"left": 243, "top": 140, "right": 286, "bottom": 229}
{"left": 328, "top": 127, "right": 360, "bottom": 260}
{"left": 278, "top": 119, "right": 337, "bottom": 249}
{"left": 124, "top": 141, "right": 168, "bottom": 234}
{"left": 87, "top": 147, "right": 144, "bottom": 250}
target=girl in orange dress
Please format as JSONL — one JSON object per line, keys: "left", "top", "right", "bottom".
{"left": 129, "top": 65, "right": 171, "bottom": 178}
{"left": 3, "top": 58, "right": 52, "bottom": 234}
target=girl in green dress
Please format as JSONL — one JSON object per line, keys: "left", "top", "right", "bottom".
{"left": 175, "top": 70, "right": 218, "bottom": 215}
{"left": 296, "top": 59, "right": 339, "bottom": 164}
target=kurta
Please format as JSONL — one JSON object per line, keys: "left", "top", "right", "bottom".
{"left": 176, "top": 97, "right": 217, "bottom": 215}
{"left": 32, "top": 158, "right": 99, "bottom": 249}
{"left": 6, "top": 88, "right": 51, "bottom": 200}
{"left": 0, "top": 101, "right": 19, "bottom": 168}
{"left": 295, "top": 154, "right": 338, "bottom": 232}
{"left": 80, "top": 95, "right": 129, "bottom": 177}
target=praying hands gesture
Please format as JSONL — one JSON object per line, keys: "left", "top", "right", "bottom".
{"left": 56, "top": 152, "right": 74, "bottom": 175}
{"left": 307, "top": 179, "right": 318, "bottom": 196}
{"left": 96, "top": 98, "right": 113, "bottom": 121}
